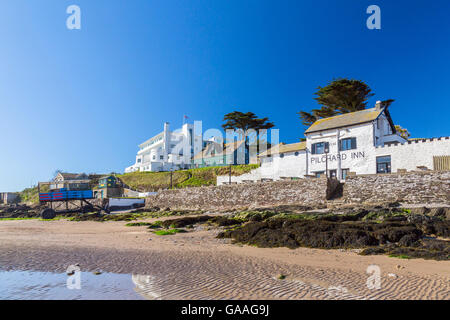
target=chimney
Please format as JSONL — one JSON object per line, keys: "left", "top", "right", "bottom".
{"left": 375, "top": 101, "right": 382, "bottom": 110}
{"left": 163, "top": 122, "right": 170, "bottom": 160}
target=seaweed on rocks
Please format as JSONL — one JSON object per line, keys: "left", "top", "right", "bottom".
{"left": 217, "top": 212, "right": 450, "bottom": 260}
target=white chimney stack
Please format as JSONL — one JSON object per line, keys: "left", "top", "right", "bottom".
{"left": 375, "top": 100, "right": 382, "bottom": 110}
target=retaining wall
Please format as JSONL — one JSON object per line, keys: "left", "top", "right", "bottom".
{"left": 342, "top": 171, "right": 450, "bottom": 205}
{"left": 146, "top": 177, "right": 329, "bottom": 211}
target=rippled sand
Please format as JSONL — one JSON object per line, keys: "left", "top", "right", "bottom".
{"left": 0, "top": 219, "right": 448, "bottom": 300}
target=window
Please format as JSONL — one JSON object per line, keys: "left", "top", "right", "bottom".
{"left": 376, "top": 156, "right": 391, "bottom": 174}
{"left": 137, "top": 159, "right": 141, "bottom": 163}
{"left": 152, "top": 156, "right": 156, "bottom": 160}
{"left": 280, "top": 153, "right": 284, "bottom": 158}
{"left": 314, "top": 171, "right": 325, "bottom": 178}
{"left": 341, "top": 169, "right": 350, "bottom": 180}
{"left": 311, "top": 142, "right": 329, "bottom": 154}
{"left": 339, "top": 138, "right": 357, "bottom": 151}
{"left": 189, "top": 129, "right": 193, "bottom": 146}
{"left": 295, "top": 152, "right": 299, "bottom": 156}
{"left": 160, "top": 155, "right": 164, "bottom": 160}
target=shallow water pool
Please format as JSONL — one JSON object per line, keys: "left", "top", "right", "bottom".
{"left": 0, "top": 269, "right": 146, "bottom": 300}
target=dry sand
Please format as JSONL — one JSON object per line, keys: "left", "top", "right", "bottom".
{"left": 0, "top": 218, "right": 448, "bottom": 300}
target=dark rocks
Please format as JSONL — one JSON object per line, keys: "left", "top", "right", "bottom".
{"left": 216, "top": 209, "right": 449, "bottom": 260}
{"left": 428, "top": 207, "right": 448, "bottom": 218}
{"left": 160, "top": 216, "right": 212, "bottom": 228}
{"left": 398, "top": 234, "right": 420, "bottom": 247}
{"left": 388, "top": 202, "right": 402, "bottom": 208}
{"left": 408, "top": 207, "right": 430, "bottom": 215}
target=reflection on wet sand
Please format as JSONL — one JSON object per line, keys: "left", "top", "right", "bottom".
{"left": 132, "top": 274, "right": 162, "bottom": 300}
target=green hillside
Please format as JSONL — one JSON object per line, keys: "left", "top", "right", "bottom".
{"left": 118, "top": 164, "right": 259, "bottom": 192}
{"left": 19, "top": 185, "right": 49, "bottom": 204}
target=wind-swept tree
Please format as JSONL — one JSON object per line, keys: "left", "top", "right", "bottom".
{"left": 222, "top": 111, "right": 275, "bottom": 159}
{"left": 222, "top": 111, "right": 275, "bottom": 132}
{"left": 298, "top": 78, "right": 375, "bottom": 127}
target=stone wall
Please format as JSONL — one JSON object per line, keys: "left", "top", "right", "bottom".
{"left": 146, "top": 177, "right": 329, "bottom": 211}
{"left": 342, "top": 171, "right": 450, "bottom": 205}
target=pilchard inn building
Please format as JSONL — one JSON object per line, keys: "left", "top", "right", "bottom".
{"left": 217, "top": 101, "right": 450, "bottom": 184}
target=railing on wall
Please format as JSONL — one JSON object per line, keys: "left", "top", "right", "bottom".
{"left": 433, "top": 156, "right": 450, "bottom": 171}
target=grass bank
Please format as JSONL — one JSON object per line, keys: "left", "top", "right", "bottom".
{"left": 118, "top": 164, "right": 258, "bottom": 191}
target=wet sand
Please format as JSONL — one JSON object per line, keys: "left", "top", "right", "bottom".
{"left": 0, "top": 218, "right": 448, "bottom": 300}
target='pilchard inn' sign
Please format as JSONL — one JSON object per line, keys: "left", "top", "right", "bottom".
{"left": 311, "top": 152, "right": 366, "bottom": 164}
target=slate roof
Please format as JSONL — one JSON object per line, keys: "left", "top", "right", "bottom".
{"left": 304, "top": 107, "right": 384, "bottom": 134}
{"left": 258, "top": 141, "right": 306, "bottom": 157}
{"left": 193, "top": 140, "right": 246, "bottom": 160}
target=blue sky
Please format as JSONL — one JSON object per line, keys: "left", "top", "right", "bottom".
{"left": 1, "top": 0, "right": 449, "bottom": 191}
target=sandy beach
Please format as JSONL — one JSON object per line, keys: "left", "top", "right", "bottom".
{"left": 0, "top": 217, "right": 448, "bottom": 300}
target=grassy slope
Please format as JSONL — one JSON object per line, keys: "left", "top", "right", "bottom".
{"left": 118, "top": 164, "right": 259, "bottom": 192}
{"left": 19, "top": 185, "right": 49, "bottom": 204}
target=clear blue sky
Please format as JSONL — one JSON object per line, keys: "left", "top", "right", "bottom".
{"left": 1, "top": 0, "right": 449, "bottom": 191}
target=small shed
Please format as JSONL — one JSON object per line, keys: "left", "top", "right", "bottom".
{"left": 98, "top": 175, "right": 119, "bottom": 189}
{"left": 94, "top": 175, "right": 122, "bottom": 199}
{"left": 0, "top": 192, "right": 20, "bottom": 204}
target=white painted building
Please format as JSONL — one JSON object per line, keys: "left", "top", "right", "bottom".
{"left": 217, "top": 101, "right": 450, "bottom": 185}
{"left": 125, "top": 122, "right": 203, "bottom": 173}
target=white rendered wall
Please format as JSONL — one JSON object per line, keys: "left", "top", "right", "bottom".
{"left": 375, "top": 137, "right": 450, "bottom": 172}
{"left": 217, "top": 151, "right": 307, "bottom": 185}
{"left": 306, "top": 122, "right": 377, "bottom": 176}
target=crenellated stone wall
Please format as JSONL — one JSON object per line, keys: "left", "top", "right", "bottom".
{"left": 342, "top": 171, "right": 450, "bottom": 205}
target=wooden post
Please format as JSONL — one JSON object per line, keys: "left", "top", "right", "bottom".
{"left": 37, "top": 183, "right": 41, "bottom": 205}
